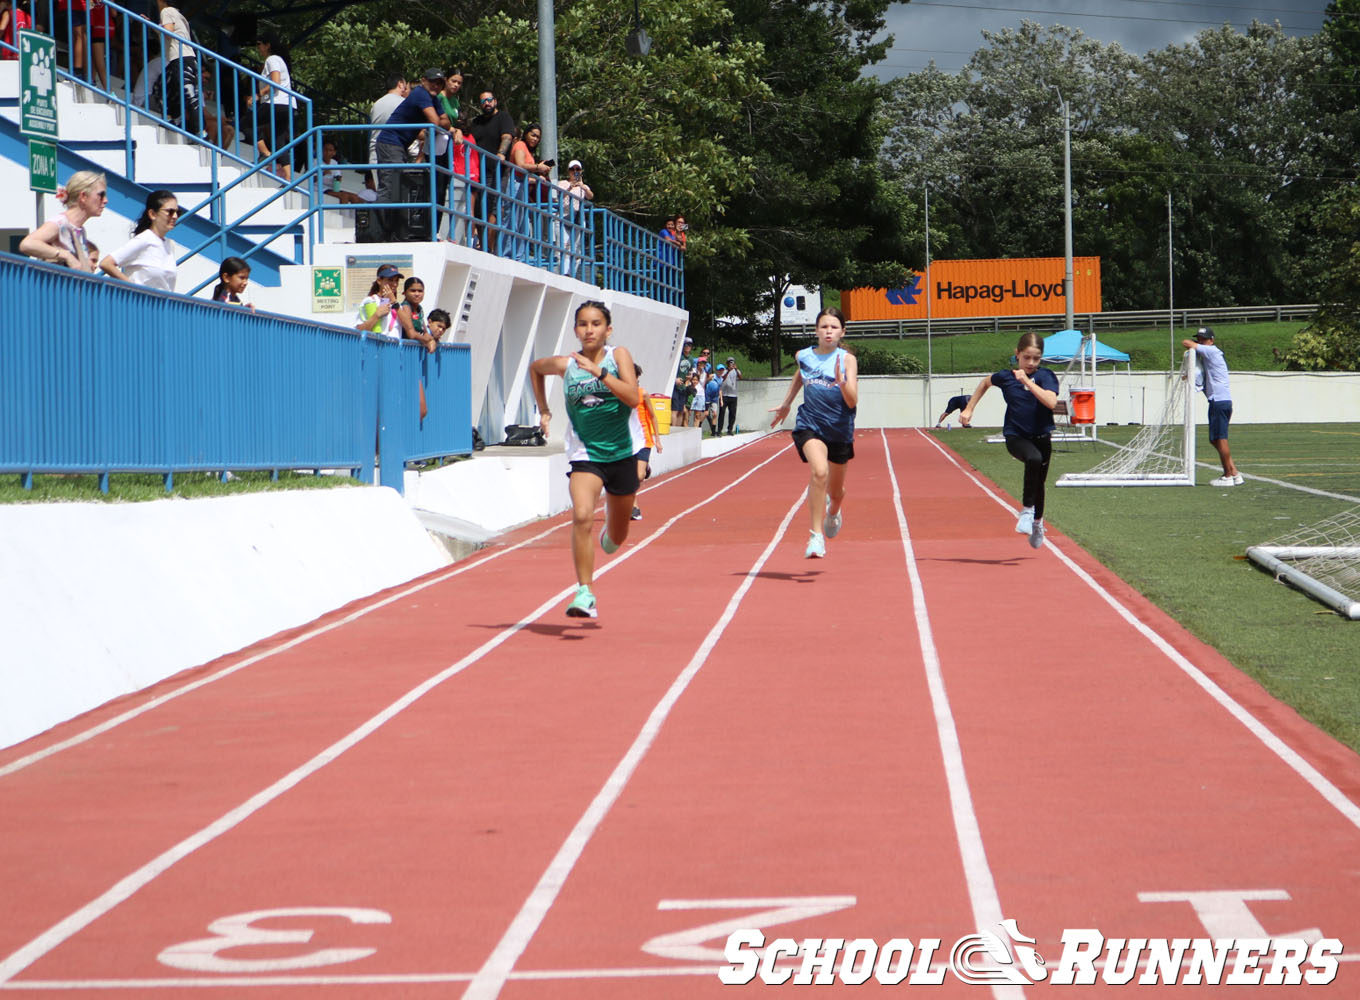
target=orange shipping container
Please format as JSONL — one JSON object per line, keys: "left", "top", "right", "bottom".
{"left": 842, "top": 257, "right": 1101, "bottom": 321}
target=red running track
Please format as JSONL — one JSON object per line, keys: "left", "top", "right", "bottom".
{"left": 1, "top": 429, "right": 1358, "bottom": 998}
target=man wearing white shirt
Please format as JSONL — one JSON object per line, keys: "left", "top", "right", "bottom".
{"left": 368, "top": 74, "right": 409, "bottom": 185}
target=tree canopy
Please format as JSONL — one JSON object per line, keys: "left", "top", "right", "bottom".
{"left": 255, "top": 0, "right": 1358, "bottom": 367}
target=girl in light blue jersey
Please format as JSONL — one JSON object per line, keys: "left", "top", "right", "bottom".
{"left": 531, "top": 301, "right": 641, "bottom": 619}
{"left": 769, "top": 308, "right": 859, "bottom": 559}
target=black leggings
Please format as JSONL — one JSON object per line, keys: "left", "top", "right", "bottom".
{"left": 1005, "top": 435, "right": 1052, "bottom": 519}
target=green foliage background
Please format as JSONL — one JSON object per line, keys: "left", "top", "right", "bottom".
{"left": 240, "top": 0, "right": 1360, "bottom": 368}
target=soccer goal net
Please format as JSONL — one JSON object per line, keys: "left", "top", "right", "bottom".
{"left": 1055, "top": 349, "right": 1196, "bottom": 487}
{"left": 1246, "top": 509, "right": 1360, "bottom": 620}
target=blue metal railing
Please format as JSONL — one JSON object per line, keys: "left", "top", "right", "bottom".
{"left": 597, "top": 209, "right": 685, "bottom": 307}
{"left": 2, "top": 8, "right": 684, "bottom": 307}
{"left": 13, "top": 0, "right": 310, "bottom": 184}
{"left": 0, "top": 252, "right": 471, "bottom": 493}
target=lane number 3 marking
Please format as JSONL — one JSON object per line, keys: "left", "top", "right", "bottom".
{"left": 158, "top": 907, "right": 392, "bottom": 973}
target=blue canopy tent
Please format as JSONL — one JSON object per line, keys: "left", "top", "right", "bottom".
{"left": 1041, "top": 329, "right": 1130, "bottom": 365}
{"left": 1042, "top": 329, "right": 1133, "bottom": 438}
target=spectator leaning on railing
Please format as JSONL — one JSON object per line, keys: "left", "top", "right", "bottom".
{"left": 373, "top": 68, "right": 446, "bottom": 242}
{"left": 99, "top": 189, "right": 181, "bottom": 292}
{"left": 19, "top": 170, "right": 107, "bottom": 271}
{"left": 369, "top": 75, "right": 408, "bottom": 186}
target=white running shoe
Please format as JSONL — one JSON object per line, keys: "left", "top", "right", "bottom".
{"left": 1016, "top": 507, "right": 1035, "bottom": 534}
{"left": 1029, "top": 519, "right": 1046, "bottom": 549}
{"left": 805, "top": 531, "right": 826, "bottom": 559}
{"left": 1232, "top": 474, "right": 1244, "bottom": 485}
{"left": 825, "top": 508, "right": 842, "bottom": 539}
{"left": 1209, "top": 476, "right": 1239, "bottom": 487}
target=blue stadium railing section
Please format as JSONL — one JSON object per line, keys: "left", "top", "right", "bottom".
{"left": 2, "top": 2, "right": 685, "bottom": 308}
{"left": 0, "top": 252, "right": 472, "bottom": 494}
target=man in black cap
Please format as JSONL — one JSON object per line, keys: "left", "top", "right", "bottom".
{"left": 1182, "top": 326, "right": 1243, "bottom": 486}
{"left": 372, "top": 68, "right": 447, "bottom": 240}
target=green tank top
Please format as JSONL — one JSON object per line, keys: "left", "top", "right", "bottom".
{"left": 564, "top": 346, "right": 633, "bottom": 463}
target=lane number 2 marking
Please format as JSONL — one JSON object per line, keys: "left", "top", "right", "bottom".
{"left": 641, "top": 896, "right": 858, "bottom": 963}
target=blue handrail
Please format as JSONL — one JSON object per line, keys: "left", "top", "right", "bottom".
{"left": 0, "top": 251, "right": 471, "bottom": 494}
{"left": 16, "top": 0, "right": 310, "bottom": 183}
{"left": 3, "top": 8, "right": 684, "bottom": 307}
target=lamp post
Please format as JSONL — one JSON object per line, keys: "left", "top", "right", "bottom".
{"left": 538, "top": 0, "right": 558, "bottom": 173}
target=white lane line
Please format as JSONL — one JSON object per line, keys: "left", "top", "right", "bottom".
{"left": 881, "top": 430, "right": 1025, "bottom": 1000}
{"left": 917, "top": 429, "right": 1360, "bottom": 831}
{"left": 461, "top": 490, "right": 807, "bottom": 1000}
{"left": 9, "top": 952, "right": 1360, "bottom": 990}
{"left": 0, "top": 447, "right": 792, "bottom": 986}
{"left": 0, "top": 435, "right": 790, "bottom": 779}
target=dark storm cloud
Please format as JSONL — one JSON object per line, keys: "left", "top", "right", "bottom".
{"left": 876, "top": 0, "right": 1331, "bottom": 76}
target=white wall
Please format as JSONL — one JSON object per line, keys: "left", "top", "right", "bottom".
{"left": 742, "top": 370, "right": 1360, "bottom": 429}
{"left": 0, "top": 488, "right": 451, "bottom": 750}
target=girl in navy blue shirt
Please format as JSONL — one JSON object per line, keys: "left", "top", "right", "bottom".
{"left": 960, "top": 332, "right": 1060, "bottom": 549}
{"left": 769, "top": 308, "right": 858, "bottom": 559}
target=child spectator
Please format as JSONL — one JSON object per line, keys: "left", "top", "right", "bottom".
{"left": 354, "top": 264, "right": 402, "bottom": 337}
{"left": 631, "top": 362, "right": 662, "bottom": 521}
{"left": 85, "top": 239, "right": 100, "bottom": 271}
{"left": 211, "top": 256, "right": 253, "bottom": 308}
{"left": 704, "top": 369, "right": 721, "bottom": 434}
{"left": 427, "top": 308, "right": 452, "bottom": 341}
{"left": 397, "top": 276, "right": 438, "bottom": 352}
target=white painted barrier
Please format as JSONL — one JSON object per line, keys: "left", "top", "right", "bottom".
{"left": 0, "top": 488, "right": 450, "bottom": 749}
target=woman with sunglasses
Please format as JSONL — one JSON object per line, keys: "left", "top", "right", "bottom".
{"left": 19, "top": 170, "right": 108, "bottom": 272}
{"left": 99, "top": 189, "right": 181, "bottom": 291}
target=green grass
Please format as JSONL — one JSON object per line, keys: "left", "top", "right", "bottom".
{"left": 0, "top": 470, "right": 360, "bottom": 504}
{"left": 937, "top": 422, "right": 1360, "bottom": 753}
{"left": 706, "top": 319, "right": 1305, "bottom": 377}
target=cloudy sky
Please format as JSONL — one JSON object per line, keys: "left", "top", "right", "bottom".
{"left": 876, "top": 0, "right": 1332, "bottom": 76}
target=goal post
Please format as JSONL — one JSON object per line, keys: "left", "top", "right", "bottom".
{"left": 1055, "top": 350, "right": 1197, "bottom": 487}
{"left": 1246, "top": 511, "right": 1360, "bottom": 620}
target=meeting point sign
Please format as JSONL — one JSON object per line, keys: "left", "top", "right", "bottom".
{"left": 840, "top": 257, "right": 1102, "bottom": 322}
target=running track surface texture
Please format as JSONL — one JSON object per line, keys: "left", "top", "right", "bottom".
{"left": 2, "top": 429, "right": 1358, "bottom": 999}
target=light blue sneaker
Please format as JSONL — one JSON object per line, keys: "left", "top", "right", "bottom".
{"left": 805, "top": 531, "right": 826, "bottom": 559}
{"left": 1029, "top": 519, "right": 1046, "bottom": 550}
{"left": 600, "top": 527, "right": 619, "bottom": 555}
{"left": 565, "top": 585, "right": 597, "bottom": 618}
{"left": 1016, "top": 506, "right": 1035, "bottom": 535}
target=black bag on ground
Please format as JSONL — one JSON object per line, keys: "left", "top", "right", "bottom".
{"left": 503, "top": 425, "right": 545, "bottom": 447}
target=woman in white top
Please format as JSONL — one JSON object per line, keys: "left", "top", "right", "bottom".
{"left": 249, "top": 32, "right": 297, "bottom": 181}
{"left": 19, "top": 170, "right": 107, "bottom": 272}
{"left": 99, "top": 189, "right": 180, "bottom": 292}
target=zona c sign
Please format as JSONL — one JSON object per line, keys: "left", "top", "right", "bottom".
{"left": 28, "top": 139, "right": 58, "bottom": 194}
